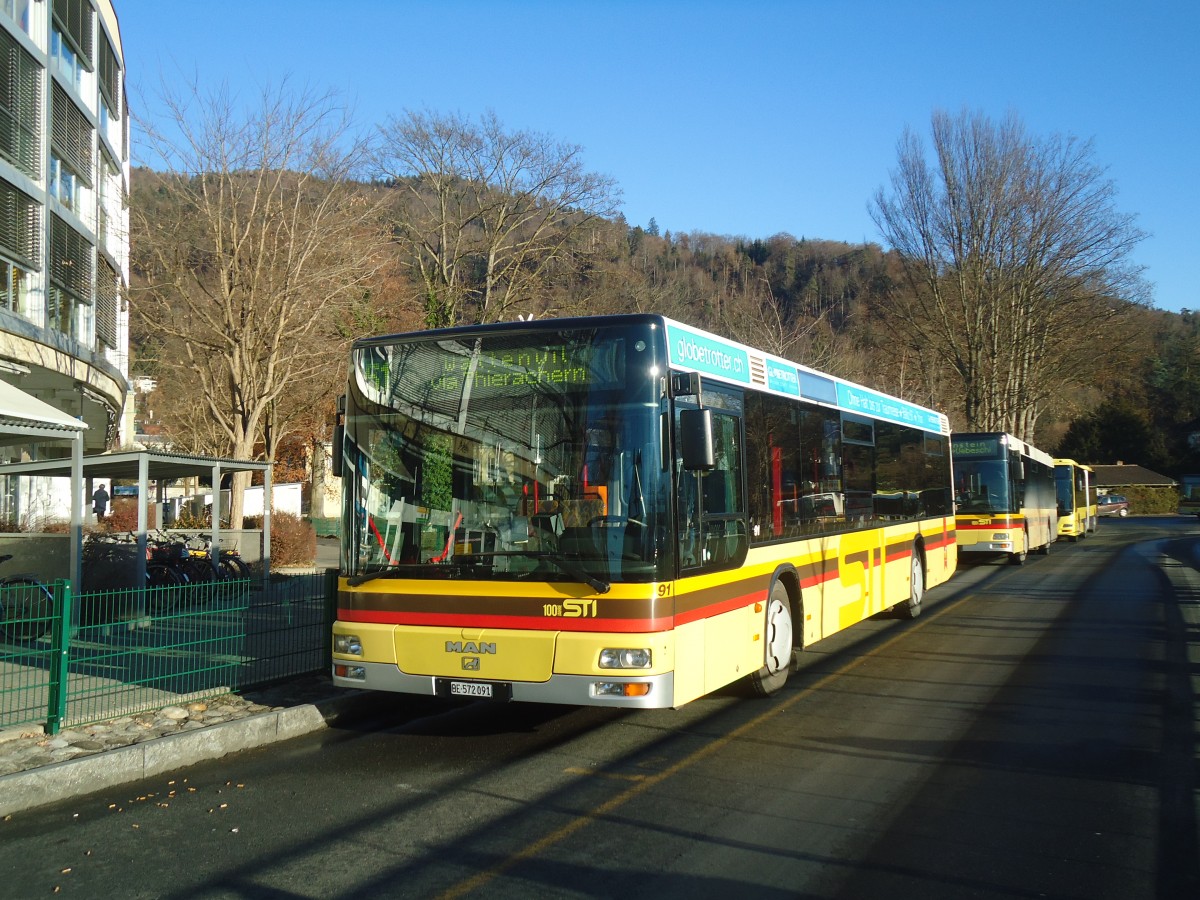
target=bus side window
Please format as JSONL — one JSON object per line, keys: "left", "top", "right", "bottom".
{"left": 677, "top": 404, "right": 746, "bottom": 571}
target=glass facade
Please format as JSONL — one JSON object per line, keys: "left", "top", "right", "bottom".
{"left": 0, "top": 1, "right": 129, "bottom": 452}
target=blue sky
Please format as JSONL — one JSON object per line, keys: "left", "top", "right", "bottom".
{"left": 115, "top": 0, "right": 1199, "bottom": 313}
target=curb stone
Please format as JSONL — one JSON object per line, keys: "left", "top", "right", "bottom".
{"left": 0, "top": 690, "right": 371, "bottom": 818}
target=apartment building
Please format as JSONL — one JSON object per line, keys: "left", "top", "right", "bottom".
{"left": 1, "top": 0, "right": 130, "bottom": 468}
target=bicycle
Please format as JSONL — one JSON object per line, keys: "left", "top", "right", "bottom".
{"left": 0, "top": 554, "right": 55, "bottom": 641}
{"left": 180, "top": 533, "right": 251, "bottom": 581}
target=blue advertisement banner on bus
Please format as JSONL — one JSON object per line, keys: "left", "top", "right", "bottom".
{"left": 665, "top": 322, "right": 751, "bottom": 385}
{"left": 835, "top": 383, "right": 944, "bottom": 432}
{"left": 765, "top": 360, "right": 800, "bottom": 396}
{"left": 665, "top": 319, "right": 944, "bottom": 434}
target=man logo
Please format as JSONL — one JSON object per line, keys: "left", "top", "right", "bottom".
{"left": 462, "top": 658, "right": 481, "bottom": 671}
{"left": 445, "top": 641, "right": 497, "bottom": 654}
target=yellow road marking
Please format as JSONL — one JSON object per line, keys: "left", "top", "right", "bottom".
{"left": 562, "top": 766, "right": 647, "bottom": 783}
{"left": 435, "top": 588, "right": 974, "bottom": 900}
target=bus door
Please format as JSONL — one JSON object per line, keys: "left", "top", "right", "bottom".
{"left": 674, "top": 387, "right": 748, "bottom": 574}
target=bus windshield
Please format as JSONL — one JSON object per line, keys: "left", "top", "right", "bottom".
{"left": 343, "top": 323, "right": 669, "bottom": 585}
{"left": 954, "top": 458, "right": 1012, "bottom": 514}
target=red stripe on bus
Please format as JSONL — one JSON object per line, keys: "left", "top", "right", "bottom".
{"left": 799, "top": 568, "right": 839, "bottom": 589}
{"left": 336, "top": 608, "right": 672, "bottom": 633}
{"left": 673, "top": 588, "right": 767, "bottom": 627}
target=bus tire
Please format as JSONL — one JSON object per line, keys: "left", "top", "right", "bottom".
{"left": 1010, "top": 533, "right": 1028, "bottom": 565}
{"left": 749, "top": 581, "right": 794, "bottom": 697}
{"left": 897, "top": 546, "right": 924, "bottom": 619}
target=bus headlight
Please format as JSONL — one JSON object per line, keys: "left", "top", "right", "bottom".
{"left": 594, "top": 682, "right": 652, "bottom": 697}
{"left": 992, "top": 532, "right": 1011, "bottom": 541}
{"left": 599, "top": 648, "right": 652, "bottom": 669}
{"left": 334, "top": 634, "right": 363, "bottom": 656}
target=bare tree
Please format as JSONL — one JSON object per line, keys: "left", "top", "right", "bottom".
{"left": 131, "top": 80, "right": 388, "bottom": 526}
{"left": 374, "top": 109, "right": 621, "bottom": 327}
{"left": 871, "top": 109, "right": 1148, "bottom": 439}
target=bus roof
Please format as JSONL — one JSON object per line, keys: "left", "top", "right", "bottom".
{"left": 1054, "top": 458, "right": 1094, "bottom": 471}
{"left": 352, "top": 313, "right": 950, "bottom": 436}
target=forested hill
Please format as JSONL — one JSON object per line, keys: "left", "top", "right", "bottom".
{"left": 127, "top": 163, "right": 1200, "bottom": 478}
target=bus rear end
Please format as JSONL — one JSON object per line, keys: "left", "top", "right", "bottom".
{"left": 1179, "top": 475, "right": 1200, "bottom": 517}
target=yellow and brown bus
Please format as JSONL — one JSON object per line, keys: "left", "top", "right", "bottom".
{"left": 331, "top": 314, "right": 957, "bottom": 709}
{"left": 951, "top": 433, "right": 1057, "bottom": 564}
{"left": 1054, "top": 458, "right": 1097, "bottom": 540}
{"left": 1179, "top": 475, "right": 1200, "bottom": 517}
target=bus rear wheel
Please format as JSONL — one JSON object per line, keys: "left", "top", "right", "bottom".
{"left": 749, "top": 582, "right": 794, "bottom": 697}
{"left": 897, "top": 548, "right": 923, "bottom": 619}
{"left": 1037, "top": 521, "right": 1053, "bottom": 555}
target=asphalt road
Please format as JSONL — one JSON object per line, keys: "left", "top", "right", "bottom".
{"left": 2, "top": 518, "right": 1197, "bottom": 900}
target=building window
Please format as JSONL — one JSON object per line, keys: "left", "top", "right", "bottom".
{"left": 49, "top": 153, "right": 85, "bottom": 210}
{"left": 95, "top": 256, "right": 117, "bottom": 349}
{"left": 49, "top": 213, "right": 93, "bottom": 341}
{"left": 98, "top": 31, "right": 120, "bottom": 121}
{"left": 1, "top": 1, "right": 33, "bottom": 36}
{"left": 0, "top": 176, "right": 40, "bottom": 270}
{"left": 49, "top": 27, "right": 82, "bottom": 89}
{"left": 51, "top": 0, "right": 92, "bottom": 72}
{"left": 51, "top": 82, "right": 93, "bottom": 184}
{"left": 1, "top": 256, "right": 32, "bottom": 316}
{"left": 0, "top": 25, "right": 42, "bottom": 179}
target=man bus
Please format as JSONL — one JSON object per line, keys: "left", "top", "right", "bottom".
{"left": 331, "top": 315, "right": 956, "bottom": 709}
{"left": 1054, "top": 458, "right": 1098, "bottom": 540}
{"left": 952, "top": 433, "right": 1057, "bottom": 565}
{"left": 1179, "top": 474, "right": 1200, "bottom": 517}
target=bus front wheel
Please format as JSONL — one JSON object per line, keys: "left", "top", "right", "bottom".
{"left": 749, "top": 582, "right": 794, "bottom": 697}
{"left": 1010, "top": 533, "right": 1028, "bottom": 565}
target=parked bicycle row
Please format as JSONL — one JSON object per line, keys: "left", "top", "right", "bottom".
{"left": 89, "top": 529, "right": 253, "bottom": 588}
{"left": 0, "top": 532, "right": 254, "bottom": 641}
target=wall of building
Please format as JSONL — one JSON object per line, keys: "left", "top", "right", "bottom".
{"left": 0, "top": 0, "right": 131, "bottom": 460}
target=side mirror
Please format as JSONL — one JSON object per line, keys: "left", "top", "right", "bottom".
{"left": 331, "top": 420, "right": 345, "bottom": 476}
{"left": 332, "top": 394, "right": 345, "bottom": 475}
{"left": 679, "top": 408, "right": 715, "bottom": 470}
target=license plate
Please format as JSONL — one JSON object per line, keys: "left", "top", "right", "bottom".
{"left": 436, "top": 678, "right": 512, "bottom": 701}
{"left": 450, "top": 681, "right": 492, "bottom": 698}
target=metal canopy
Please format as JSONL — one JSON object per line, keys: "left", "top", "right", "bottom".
{"left": 0, "top": 377, "right": 89, "bottom": 444}
{"left": 0, "top": 449, "right": 270, "bottom": 481}
{"left": 0, "top": 378, "right": 87, "bottom": 592}
{"left": 0, "top": 450, "right": 274, "bottom": 598}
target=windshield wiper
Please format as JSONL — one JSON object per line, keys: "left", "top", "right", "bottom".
{"left": 535, "top": 553, "right": 610, "bottom": 594}
{"left": 347, "top": 565, "right": 404, "bottom": 586}
{"left": 346, "top": 559, "right": 487, "bottom": 585}
{"left": 446, "top": 551, "right": 610, "bottom": 593}
{"left": 347, "top": 553, "right": 610, "bottom": 594}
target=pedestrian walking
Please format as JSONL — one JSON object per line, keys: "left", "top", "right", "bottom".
{"left": 92, "top": 484, "right": 110, "bottom": 519}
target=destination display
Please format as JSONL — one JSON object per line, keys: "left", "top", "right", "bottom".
{"left": 357, "top": 337, "right": 626, "bottom": 407}
{"left": 951, "top": 437, "right": 1004, "bottom": 458}
{"left": 426, "top": 343, "right": 598, "bottom": 393}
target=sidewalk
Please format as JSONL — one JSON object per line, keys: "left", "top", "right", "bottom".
{"left": 0, "top": 672, "right": 369, "bottom": 819}
{"left": 1, "top": 538, "right": 356, "bottom": 817}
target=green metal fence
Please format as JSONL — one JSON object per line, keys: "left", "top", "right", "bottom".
{"left": 0, "top": 571, "right": 335, "bottom": 734}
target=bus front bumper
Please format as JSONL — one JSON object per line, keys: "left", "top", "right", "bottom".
{"left": 333, "top": 660, "right": 675, "bottom": 709}
{"left": 959, "top": 541, "right": 1015, "bottom": 554}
